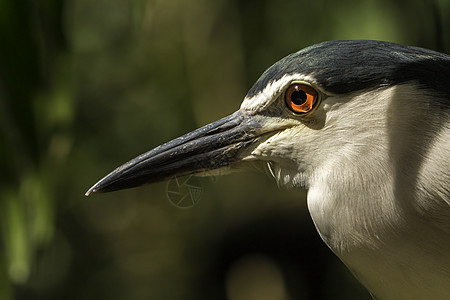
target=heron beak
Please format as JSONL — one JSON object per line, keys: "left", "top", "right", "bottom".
{"left": 85, "top": 110, "right": 272, "bottom": 196}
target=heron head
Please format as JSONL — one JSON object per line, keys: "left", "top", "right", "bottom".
{"left": 86, "top": 40, "right": 450, "bottom": 195}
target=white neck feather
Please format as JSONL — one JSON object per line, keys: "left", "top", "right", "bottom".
{"left": 305, "top": 84, "right": 450, "bottom": 299}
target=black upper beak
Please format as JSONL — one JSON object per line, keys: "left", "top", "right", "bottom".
{"left": 86, "top": 110, "right": 267, "bottom": 195}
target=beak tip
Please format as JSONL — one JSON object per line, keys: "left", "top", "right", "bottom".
{"left": 85, "top": 186, "right": 97, "bottom": 196}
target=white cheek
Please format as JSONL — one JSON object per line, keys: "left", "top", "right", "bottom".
{"left": 249, "top": 128, "right": 319, "bottom": 187}
{"left": 251, "top": 130, "right": 298, "bottom": 159}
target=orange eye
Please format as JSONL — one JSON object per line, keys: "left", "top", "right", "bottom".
{"left": 285, "top": 84, "right": 318, "bottom": 114}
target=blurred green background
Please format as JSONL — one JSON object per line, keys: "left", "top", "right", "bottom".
{"left": 0, "top": 0, "right": 449, "bottom": 299}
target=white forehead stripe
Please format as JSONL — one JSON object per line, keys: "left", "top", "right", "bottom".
{"left": 240, "top": 73, "right": 317, "bottom": 111}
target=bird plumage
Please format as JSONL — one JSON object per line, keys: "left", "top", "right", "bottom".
{"left": 247, "top": 40, "right": 450, "bottom": 101}
{"left": 87, "top": 40, "right": 450, "bottom": 299}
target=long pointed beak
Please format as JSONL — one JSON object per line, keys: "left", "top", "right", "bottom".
{"left": 86, "top": 110, "right": 271, "bottom": 196}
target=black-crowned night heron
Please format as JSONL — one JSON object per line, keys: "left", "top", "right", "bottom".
{"left": 86, "top": 40, "right": 450, "bottom": 299}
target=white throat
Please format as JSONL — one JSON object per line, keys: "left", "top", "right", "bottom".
{"left": 305, "top": 84, "right": 450, "bottom": 299}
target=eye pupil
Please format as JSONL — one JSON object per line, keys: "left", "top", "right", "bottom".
{"left": 291, "top": 89, "right": 307, "bottom": 105}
